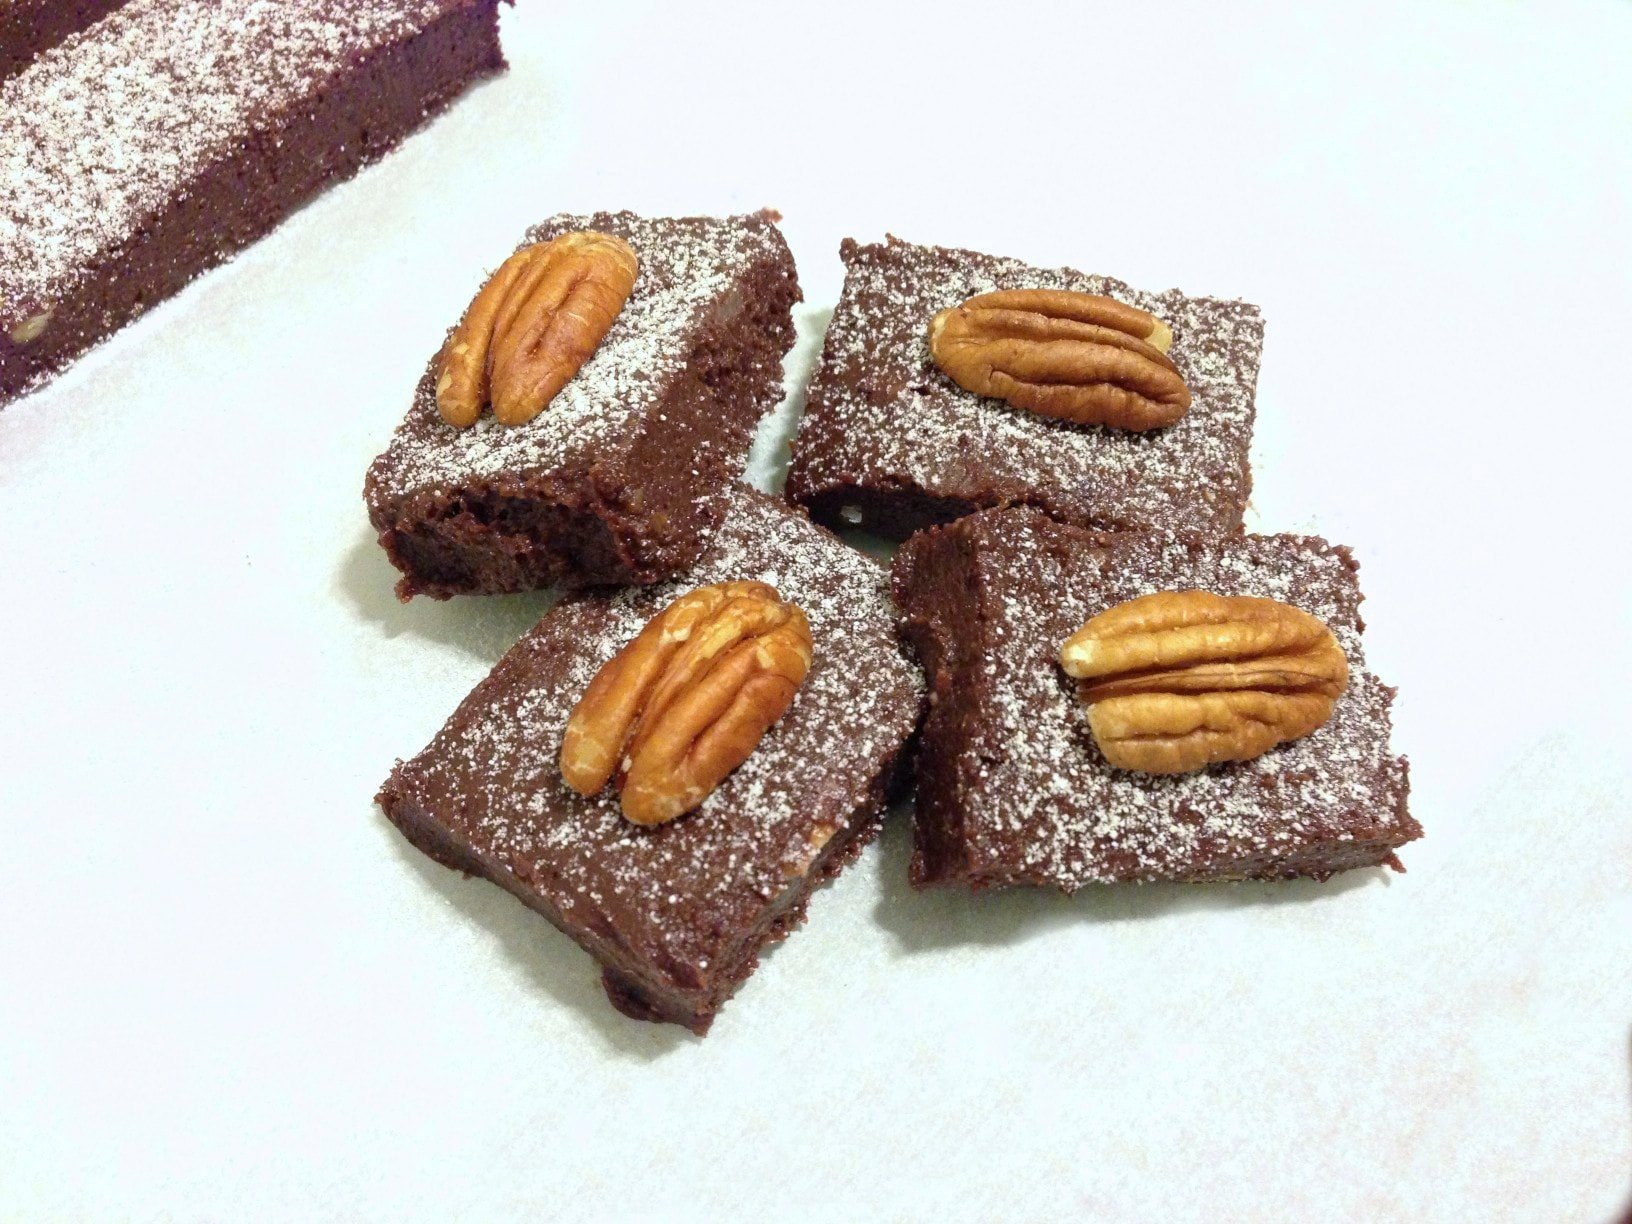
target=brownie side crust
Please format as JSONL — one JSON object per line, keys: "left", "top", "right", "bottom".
{"left": 785, "top": 236, "right": 1263, "bottom": 540}
{"left": 364, "top": 211, "right": 802, "bottom": 598}
{"left": 0, "top": 1, "right": 132, "bottom": 80}
{"left": 892, "top": 508, "right": 1419, "bottom": 890}
{"left": 0, "top": 0, "right": 507, "bottom": 406}
{"left": 377, "top": 487, "right": 924, "bottom": 1034}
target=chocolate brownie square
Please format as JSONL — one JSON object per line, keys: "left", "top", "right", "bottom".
{"left": 378, "top": 487, "right": 923, "bottom": 1033}
{"left": 785, "top": 236, "right": 1263, "bottom": 539}
{"left": 365, "top": 210, "right": 802, "bottom": 598}
{"left": 0, "top": 0, "right": 508, "bottom": 406}
{"left": 892, "top": 507, "right": 1418, "bottom": 888}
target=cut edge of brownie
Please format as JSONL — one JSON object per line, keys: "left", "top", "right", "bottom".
{"left": 0, "top": 1, "right": 509, "bottom": 407}
{"left": 381, "top": 739, "right": 911, "bottom": 1034}
{"left": 889, "top": 511, "right": 1006, "bottom": 888}
{"left": 364, "top": 211, "right": 803, "bottom": 599}
{"left": 798, "top": 479, "right": 1128, "bottom": 546}
{"left": 892, "top": 507, "right": 1418, "bottom": 891}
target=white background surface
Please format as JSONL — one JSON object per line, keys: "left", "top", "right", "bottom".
{"left": 2, "top": 1, "right": 1630, "bottom": 1219}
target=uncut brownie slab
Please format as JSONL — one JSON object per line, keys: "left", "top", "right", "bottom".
{"left": 0, "top": 0, "right": 507, "bottom": 406}
{"left": 0, "top": 1, "right": 131, "bottom": 79}
{"left": 892, "top": 507, "right": 1418, "bottom": 889}
{"left": 378, "top": 487, "right": 923, "bottom": 1033}
{"left": 785, "top": 236, "right": 1263, "bottom": 539}
{"left": 365, "top": 210, "right": 801, "bottom": 598}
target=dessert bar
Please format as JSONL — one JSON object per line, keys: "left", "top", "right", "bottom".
{"left": 785, "top": 236, "right": 1263, "bottom": 539}
{"left": 0, "top": 1, "right": 131, "bottom": 79}
{"left": 365, "top": 210, "right": 802, "bottom": 597}
{"left": 892, "top": 507, "right": 1418, "bottom": 888}
{"left": 378, "top": 487, "right": 923, "bottom": 1033}
{"left": 0, "top": 0, "right": 508, "bottom": 406}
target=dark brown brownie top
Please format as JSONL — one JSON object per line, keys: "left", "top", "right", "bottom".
{"left": 788, "top": 236, "right": 1264, "bottom": 536}
{"left": 366, "top": 210, "right": 790, "bottom": 508}
{"left": 384, "top": 486, "right": 923, "bottom": 991}
{"left": 0, "top": 0, "right": 480, "bottom": 323}
{"left": 893, "top": 508, "right": 1417, "bottom": 887}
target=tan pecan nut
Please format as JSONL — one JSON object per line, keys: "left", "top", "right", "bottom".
{"left": 9, "top": 307, "right": 53, "bottom": 346}
{"left": 928, "top": 288, "right": 1190, "bottom": 431}
{"left": 1059, "top": 590, "right": 1349, "bottom": 774}
{"left": 435, "top": 230, "right": 638, "bottom": 429}
{"left": 560, "top": 581, "right": 814, "bottom": 826}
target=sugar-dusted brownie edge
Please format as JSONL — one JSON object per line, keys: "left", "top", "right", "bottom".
{"left": 363, "top": 211, "right": 802, "bottom": 599}
{"left": 376, "top": 487, "right": 925, "bottom": 1034}
{"left": 892, "top": 507, "right": 1419, "bottom": 890}
{"left": 380, "top": 725, "right": 906, "bottom": 1034}
{"left": 0, "top": 1, "right": 508, "bottom": 407}
{"left": 0, "top": 1, "right": 131, "bottom": 80}
{"left": 785, "top": 235, "right": 1262, "bottom": 541}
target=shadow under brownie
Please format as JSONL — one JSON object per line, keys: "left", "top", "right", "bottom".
{"left": 365, "top": 210, "right": 801, "bottom": 598}
{"left": 785, "top": 235, "right": 1263, "bottom": 540}
{"left": 378, "top": 486, "right": 923, "bottom": 1033}
{"left": 892, "top": 507, "right": 1419, "bottom": 889}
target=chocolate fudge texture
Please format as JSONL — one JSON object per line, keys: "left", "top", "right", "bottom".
{"left": 0, "top": 0, "right": 507, "bottom": 406}
{"left": 786, "top": 236, "right": 1263, "bottom": 539}
{"left": 892, "top": 507, "right": 1418, "bottom": 889}
{"left": 365, "top": 211, "right": 802, "bottom": 598}
{"left": 0, "top": 1, "right": 132, "bottom": 79}
{"left": 378, "top": 487, "right": 923, "bottom": 1033}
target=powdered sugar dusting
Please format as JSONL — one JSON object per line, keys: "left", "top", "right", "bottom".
{"left": 0, "top": 0, "right": 464, "bottom": 313}
{"left": 901, "top": 511, "right": 1415, "bottom": 888}
{"left": 370, "top": 212, "right": 780, "bottom": 499}
{"left": 389, "top": 487, "right": 923, "bottom": 979}
{"left": 789, "top": 237, "right": 1263, "bottom": 535}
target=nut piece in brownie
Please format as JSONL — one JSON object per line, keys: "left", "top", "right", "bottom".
{"left": 378, "top": 487, "right": 923, "bottom": 1034}
{"left": 365, "top": 211, "right": 802, "bottom": 598}
{"left": 0, "top": 0, "right": 508, "bottom": 406}
{"left": 785, "top": 236, "right": 1263, "bottom": 539}
{"left": 892, "top": 507, "right": 1418, "bottom": 889}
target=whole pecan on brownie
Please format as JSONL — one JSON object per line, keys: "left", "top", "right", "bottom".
{"left": 436, "top": 231, "right": 638, "bottom": 428}
{"left": 1060, "top": 590, "right": 1349, "bottom": 774}
{"left": 928, "top": 288, "right": 1191, "bottom": 431}
{"left": 561, "top": 581, "right": 813, "bottom": 825}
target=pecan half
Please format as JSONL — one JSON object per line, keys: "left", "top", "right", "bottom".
{"left": 435, "top": 230, "right": 638, "bottom": 428}
{"left": 928, "top": 288, "right": 1190, "bottom": 431}
{"left": 1059, "top": 590, "right": 1348, "bottom": 774}
{"left": 560, "top": 581, "right": 814, "bottom": 826}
